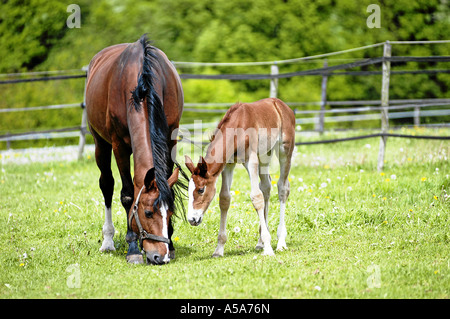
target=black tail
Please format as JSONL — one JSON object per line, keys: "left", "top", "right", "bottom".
{"left": 131, "top": 34, "right": 173, "bottom": 212}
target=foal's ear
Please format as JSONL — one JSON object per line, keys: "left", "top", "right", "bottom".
{"left": 144, "top": 168, "right": 156, "bottom": 190}
{"left": 197, "top": 156, "right": 208, "bottom": 177}
{"left": 184, "top": 155, "right": 195, "bottom": 174}
{"left": 168, "top": 167, "right": 179, "bottom": 188}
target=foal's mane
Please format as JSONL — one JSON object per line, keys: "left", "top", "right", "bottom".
{"left": 209, "top": 102, "right": 242, "bottom": 143}
{"left": 130, "top": 35, "right": 174, "bottom": 213}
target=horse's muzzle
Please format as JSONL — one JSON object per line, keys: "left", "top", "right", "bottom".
{"left": 146, "top": 251, "right": 169, "bottom": 265}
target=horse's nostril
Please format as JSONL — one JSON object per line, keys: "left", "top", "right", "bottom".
{"left": 147, "top": 251, "right": 164, "bottom": 265}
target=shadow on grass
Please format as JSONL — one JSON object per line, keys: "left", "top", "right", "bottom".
{"left": 103, "top": 235, "right": 197, "bottom": 262}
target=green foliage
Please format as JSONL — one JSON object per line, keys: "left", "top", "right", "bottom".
{"left": 0, "top": 0, "right": 68, "bottom": 72}
{"left": 0, "top": 0, "right": 449, "bottom": 147}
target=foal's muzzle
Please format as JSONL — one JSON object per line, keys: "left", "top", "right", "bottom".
{"left": 188, "top": 215, "right": 203, "bottom": 226}
{"left": 187, "top": 209, "right": 204, "bottom": 226}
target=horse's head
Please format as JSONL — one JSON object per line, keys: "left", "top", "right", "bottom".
{"left": 184, "top": 155, "right": 216, "bottom": 226}
{"left": 130, "top": 167, "right": 179, "bottom": 265}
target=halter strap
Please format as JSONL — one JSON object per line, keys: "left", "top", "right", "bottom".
{"left": 129, "top": 186, "right": 171, "bottom": 248}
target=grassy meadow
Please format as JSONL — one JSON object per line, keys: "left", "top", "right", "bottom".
{"left": 0, "top": 128, "right": 449, "bottom": 299}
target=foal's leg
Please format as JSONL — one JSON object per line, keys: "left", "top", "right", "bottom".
{"left": 213, "top": 163, "right": 235, "bottom": 257}
{"left": 93, "top": 133, "right": 116, "bottom": 252}
{"left": 246, "top": 153, "right": 274, "bottom": 256}
{"left": 255, "top": 162, "right": 272, "bottom": 250}
{"left": 276, "top": 143, "right": 293, "bottom": 251}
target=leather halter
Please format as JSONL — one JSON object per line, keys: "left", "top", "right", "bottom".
{"left": 129, "top": 186, "right": 171, "bottom": 248}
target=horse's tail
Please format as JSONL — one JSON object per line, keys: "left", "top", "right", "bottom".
{"left": 131, "top": 34, "right": 173, "bottom": 211}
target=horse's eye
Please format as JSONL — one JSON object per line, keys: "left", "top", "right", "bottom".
{"left": 144, "top": 210, "right": 154, "bottom": 218}
{"left": 198, "top": 187, "right": 205, "bottom": 195}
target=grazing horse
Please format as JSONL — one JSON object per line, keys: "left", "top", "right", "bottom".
{"left": 185, "top": 98, "right": 295, "bottom": 256}
{"left": 85, "top": 35, "right": 184, "bottom": 265}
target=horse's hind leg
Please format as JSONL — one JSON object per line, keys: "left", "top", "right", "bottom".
{"left": 246, "top": 152, "right": 274, "bottom": 256}
{"left": 92, "top": 132, "right": 116, "bottom": 252}
{"left": 256, "top": 161, "right": 272, "bottom": 250}
{"left": 276, "top": 141, "right": 293, "bottom": 251}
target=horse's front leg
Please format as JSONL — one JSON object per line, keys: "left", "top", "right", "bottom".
{"left": 112, "top": 142, "right": 143, "bottom": 264}
{"left": 213, "top": 163, "right": 236, "bottom": 257}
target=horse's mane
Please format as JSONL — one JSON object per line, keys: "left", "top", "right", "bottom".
{"left": 130, "top": 34, "right": 174, "bottom": 213}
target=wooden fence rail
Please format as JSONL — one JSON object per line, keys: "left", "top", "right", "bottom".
{"left": 0, "top": 41, "right": 449, "bottom": 170}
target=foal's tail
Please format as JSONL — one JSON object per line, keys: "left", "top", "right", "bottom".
{"left": 131, "top": 34, "right": 173, "bottom": 212}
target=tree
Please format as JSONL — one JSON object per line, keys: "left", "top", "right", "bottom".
{"left": 0, "top": 0, "right": 67, "bottom": 73}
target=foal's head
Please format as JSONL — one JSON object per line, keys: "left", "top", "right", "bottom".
{"left": 184, "top": 155, "right": 216, "bottom": 226}
{"left": 131, "top": 167, "right": 179, "bottom": 265}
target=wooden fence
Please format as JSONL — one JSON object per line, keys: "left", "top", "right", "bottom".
{"left": 1, "top": 40, "right": 449, "bottom": 170}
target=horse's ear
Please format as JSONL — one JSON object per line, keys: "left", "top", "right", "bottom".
{"left": 168, "top": 167, "right": 179, "bottom": 188}
{"left": 197, "top": 156, "right": 208, "bottom": 177}
{"left": 185, "top": 155, "right": 195, "bottom": 174}
{"left": 144, "top": 168, "right": 156, "bottom": 190}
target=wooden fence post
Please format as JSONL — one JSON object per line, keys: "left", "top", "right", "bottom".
{"left": 270, "top": 63, "right": 279, "bottom": 98}
{"left": 317, "top": 59, "right": 328, "bottom": 134}
{"left": 414, "top": 106, "right": 420, "bottom": 126}
{"left": 77, "top": 66, "right": 88, "bottom": 160}
{"left": 377, "top": 41, "right": 391, "bottom": 172}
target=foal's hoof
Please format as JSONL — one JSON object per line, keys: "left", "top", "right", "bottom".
{"left": 126, "top": 254, "right": 144, "bottom": 264}
{"left": 99, "top": 240, "right": 116, "bottom": 252}
{"left": 262, "top": 247, "right": 275, "bottom": 256}
{"left": 255, "top": 242, "right": 264, "bottom": 250}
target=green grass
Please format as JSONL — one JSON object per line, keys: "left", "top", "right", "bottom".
{"left": 0, "top": 128, "right": 449, "bottom": 298}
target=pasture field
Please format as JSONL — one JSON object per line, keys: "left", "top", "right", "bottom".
{"left": 0, "top": 128, "right": 449, "bottom": 299}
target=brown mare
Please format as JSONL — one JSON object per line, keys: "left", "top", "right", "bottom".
{"left": 185, "top": 98, "right": 295, "bottom": 257}
{"left": 85, "top": 35, "right": 184, "bottom": 265}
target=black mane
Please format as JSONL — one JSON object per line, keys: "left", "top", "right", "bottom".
{"left": 131, "top": 34, "right": 173, "bottom": 212}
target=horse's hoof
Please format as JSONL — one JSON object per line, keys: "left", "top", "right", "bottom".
{"left": 127, "top": 254, "right": 144, "bottom": 264}
{"left": 212, "top": 253, "right": 223, "bottom": 258}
